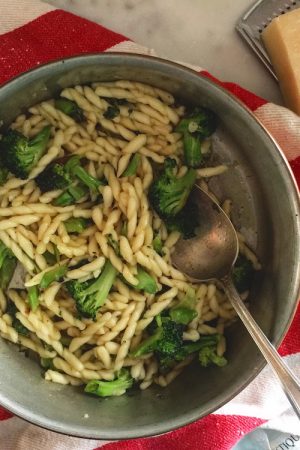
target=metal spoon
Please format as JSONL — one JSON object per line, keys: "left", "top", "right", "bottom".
{"left": 172, "top": 185, "right": 300, "bottom": 418}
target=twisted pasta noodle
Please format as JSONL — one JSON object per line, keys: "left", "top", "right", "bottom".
{"left": 0, "top": 204, "right": 74, "bottom": 216}
{"left": 7, "top": 228, "right": 35, "bottom": 260}
{"left": 0, "top": 214, "right": 40, "bottom": 230}
{"left": 0, "top": 316, "right": 18, "bottom": 343}
{"left": 114, "top": 301, "right": 145, "bottom": 371}
{"left": 0, "top": 230, "right": 35, "bottom": 273}
{"left": 97, "top": 302, "right": 135, "bottom": 345}
{"left": 45, "top": 370, "right": 83, "bottom": 386}
{"left": 66, "top": 256, "right": 105, "bottom": 280}
{"left": 197, "top": 165, "right": 228, "bottom": 179}
{"left": 25, "top": 261, "right": 68, "bottom": 287}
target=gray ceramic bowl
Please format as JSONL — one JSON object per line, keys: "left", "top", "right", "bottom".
{"left": 0, "top": 53, "right": 299, "bottom": 440}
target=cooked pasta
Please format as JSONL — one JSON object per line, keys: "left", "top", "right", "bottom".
{"left": 0, "top": 80, "right": 260, "bottom": 397}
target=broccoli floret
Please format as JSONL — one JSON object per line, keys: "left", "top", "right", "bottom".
{"left": 182, "top": 334, "right": 227, "bottom": 368}
{"left": 199, "top": 346, "right": 227, "bottom": 368}
{"left": 27, "top": 285, "right": 39, "bottom": 311}
{"left": 149, "top": 158, "right": 196, "bottom": 219}
{"left": 64, "top": 217, "right": 89, "bottom": 234}
{"left": 232, "top": 254, "right": 254, "bottom": 293}
{"left": 0, "top": 241, "right": 17, "bottom": 290}
{"left": 176, "top": 107, "right": 217, "bottom": 139}
{"left": 66, "top": 260, "right": 117, "bottom": 319}
{"left": 134, "top": 267, "right": 158, "bottom": 294}
{"left": 176, "top": 107, "right": 217, "bottom": 168}
{"left": 40, "top": 264, "right": 67, "bottom": 289}
{"left": 164, "top": 197, "right": 199, "bottom": 239}
{"left": 0, "top": 160, "right": 9, "bottom": 186}
{"left": 36, "top": 156, "right": 103, "bottom": 193}
{"left": 131, "top": 316, "right": 185, "bottom": 366}
{"left": 55, "top": 98, "right": 85, "bottom": 123}
{"left": 35, "top": 161, "right": 73, "bottom": 193}
{"left": 182, "top": 133, "right": 203, "bottom": 168}
{"left": 0, "top": 126, "right": 51, "bottom": 179}
{"left": 122, "top": 153, "right": 141, "bottom": 177}
{"left": 152, "top": 234, "right": 164, "bottom": 256}
{"left": 85, "top": 368, "right": 133, "bottom": 397}
{"left": 170, "top": 288, "right": 197, "bottom": 325}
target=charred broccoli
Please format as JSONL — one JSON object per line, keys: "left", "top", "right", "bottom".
{"left": 164, "top": 197, "right": 199, "bottom": 239}
{"left": 149, "top": 158, "right": 196, "bottom": 219}
{"left": 36, "top": 156, "right": 103, "bottom": 193}
{"left": 66, "top": 260, "right": 117, "bottom": 319}
{"left": 85, "top": 368, "right": 133, "bottom": 397}
{"left": 54, "top": 98, "right": 85, "bottom": 123}
{"left": 0, "top": 126, "right": 51, "bottom": 179}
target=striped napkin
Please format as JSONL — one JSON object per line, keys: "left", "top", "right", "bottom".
{"left": 0, "top": 1, "right": 299, "bottom": 449}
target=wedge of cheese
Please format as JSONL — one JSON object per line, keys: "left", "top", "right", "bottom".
{"left": 262, "top": 8, "right": 300, "bottom": 115}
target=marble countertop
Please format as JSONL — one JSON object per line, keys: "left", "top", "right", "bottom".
{"left": 45, "top": 0, "right": 282, "bottom": 104}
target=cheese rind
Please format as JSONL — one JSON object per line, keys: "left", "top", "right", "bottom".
{"left": 262, "top": 8, "right": 300, "bottom": 115}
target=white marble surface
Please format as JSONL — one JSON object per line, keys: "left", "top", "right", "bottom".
{"left": 45, "top": 0, "right": 282, "bottom": 104}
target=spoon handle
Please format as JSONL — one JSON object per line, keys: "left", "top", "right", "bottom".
{"left": 222, "top": 275, "right": 300, "bottom": 420}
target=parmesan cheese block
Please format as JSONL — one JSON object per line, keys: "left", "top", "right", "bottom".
{"left": 262, "top": 8, "right": 300, "bottom": 115}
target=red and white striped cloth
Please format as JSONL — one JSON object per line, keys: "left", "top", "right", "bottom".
{"left": 0, "top": 2, "right": 299, "bottom": 449}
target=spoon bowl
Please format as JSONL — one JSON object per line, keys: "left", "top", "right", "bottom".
{"left": 172, "top": 186, "right": 300, "bottom": 419}
{"left": 172, "top": 186, "right": 238, "bottom": 280}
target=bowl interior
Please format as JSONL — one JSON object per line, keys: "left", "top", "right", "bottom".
{"left": 0, "top": 54, "right": 299, "bottom": 439}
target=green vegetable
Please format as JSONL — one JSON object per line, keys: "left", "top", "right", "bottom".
{"left": 64, "top": 217, "right": 89, "bottom": 234}
{"left": 85, "top": 368, "right": 133, "bottom": 397}
{"left": 199, "top": 346, "right": 227, "bottom": 368}
{"left": 107, "top": 234, "right": 120, "bottom": 256}
{"left": 40, "top": 357, "right": 55, "bottom": 370}
{"left": 149, "top": 157, "right": 196, "bottom": 219}
{"left": 40, "top": 264, "right": 67, "bottom": 290}
{"left": 152, "top": 234, "right": 164, "bottom": 256}
{"left": 122, "top": 153, "right": 141, "bottom": 177}
{"left": 164, "top": 197, "right": 199, "bottom": 239}
{"left": 183, "top": 133, "right": 203, "bottom": 168}
{"left": 43, "top": 247, "right": 59, "bottom": 265}
{"left": 170, "top": 288, "right": 197, "bottom": 325}
{"left": 176, "top": 107, "right": 217, "bottom": 139}
{"left": 28, "top": 285, "right": 39, "bottom": 311}
{"left": 232, "top": 254, "right": 254, "bottom": 293}
{"left": 103, "top": 105, "right": 120, "bottom": 120}
{"left": 65, "top": 156, "right": 102, "bottom": 192}
{"left": 36, "top": 161, "right": 73, "bottom": 193}
{"left": 7, "top": 302, "right": 29, "bottom": 336}
{"left": 66, "top": 260, "right": 117, "bottom": 319}
{"left": 36, "top": 155, "right": 103, "bottom": 193}
{"left": 55, "top": 98, "right": 85, "bottom": 123}
{"left": 53, "top": 184, "right": 88, "bottom": 206}
{"left": 176, "top": 107, "right": 217, "bottom": 169}
{"left": 134, "top": 267, "right": 158, "bottom": 294}
{"left": 0, "top": 241, "right": 17, "bottom": 290}
{"left": 131, "top": 316, "right": 185, "bottom": 371}
{"left": 0, "top": 160, "right": 9, "bottom": 186}
{"left": 0, "top": 126, "right": 51, "bottom": 179}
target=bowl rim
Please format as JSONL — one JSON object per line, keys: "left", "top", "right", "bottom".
{"left": 0, "top": 52, "right": 299, "bottom": 440}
